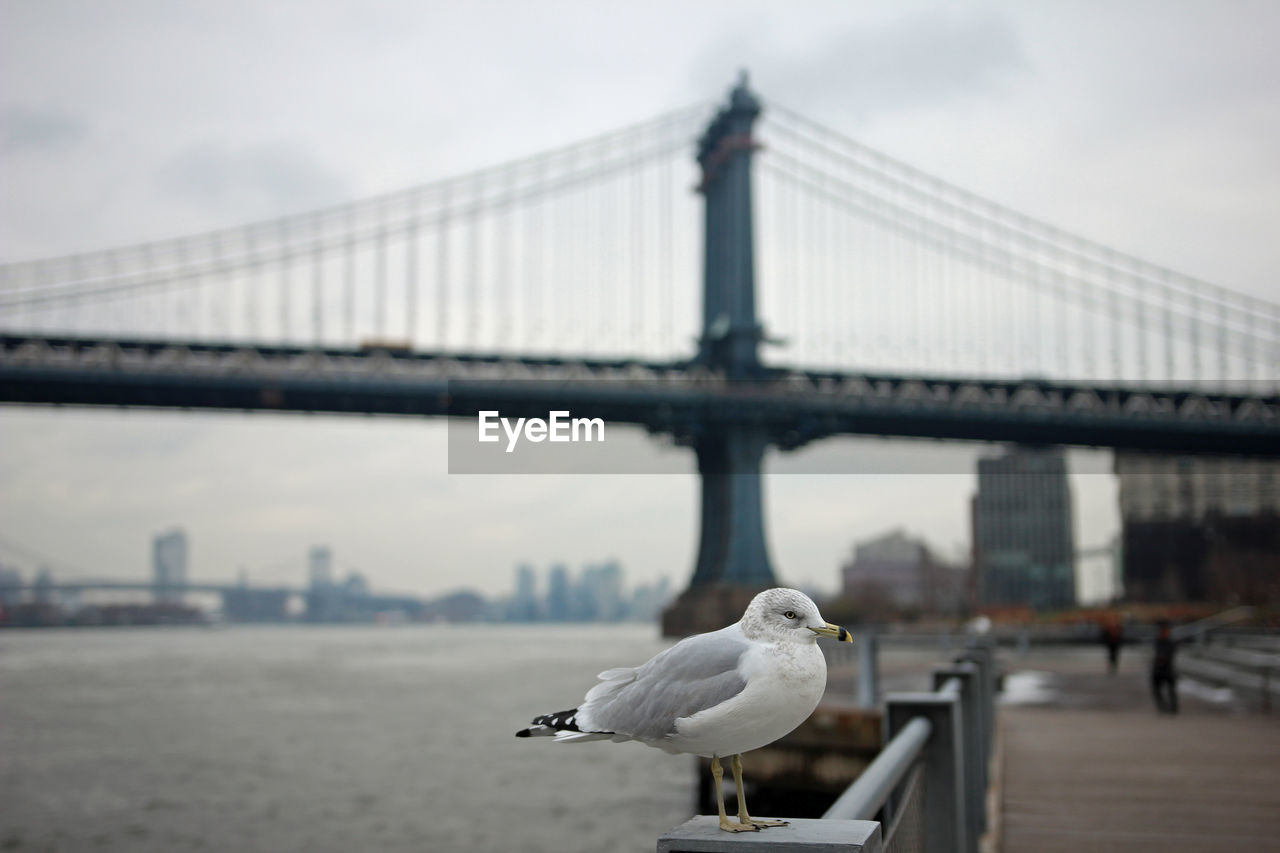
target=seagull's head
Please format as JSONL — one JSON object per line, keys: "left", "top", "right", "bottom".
{"left": 741, "top": 587, "right": 853, "bottom": 644}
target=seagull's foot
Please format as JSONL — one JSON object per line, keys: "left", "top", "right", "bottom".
{"left": 740, "top": 815, "right": 789, "bottom": 829}
{"left": 717, "top": 817, "right": 760, "bottom": 833}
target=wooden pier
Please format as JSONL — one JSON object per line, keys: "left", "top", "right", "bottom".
{"left": 997, "top": 649, "right": 1280, "bottom": 853}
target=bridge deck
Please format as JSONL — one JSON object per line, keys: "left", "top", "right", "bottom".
{"left": 997, "top": 649, "right": 1280, "bottom": 852}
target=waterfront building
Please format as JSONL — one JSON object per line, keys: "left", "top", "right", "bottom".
{"left": 577, "top": 560, "right": 624, "bottom": 621}
{"left": 629, "top": 577, "right": 673, "bottom": 622}
{"left": 1115, "top": 453, "right": 1279, "bottom": 521}
{"left": 545, "top": 563, "right": 571, "bottom": 622}
{"left": 304, "top": 545, "right": 341, "bottom": 621}
{"left": 341, "top": 571, "right": 369, "bottom": 600}
{"left": 32, "top": 568, "right": 54, "bottom": 605}
{"left": 510, "top": 563, "right": 540, "bottom": 621}
{"left": 972, "top": 446, "right": 1075, "bottom": 609}
{"left": 152, "top": 528, "right": 188, "bottom": 604}
{"left": 0, "top": 564, "right": 22, "bottom": 608}
{"left": 840, "top": 529, "right": 966, "bottom": 616}
{"left": 1115, "top": 453, "right": 1280, "bottom": 603}
{"left": 308, "top": 545, "right": 333, "bottom": 589}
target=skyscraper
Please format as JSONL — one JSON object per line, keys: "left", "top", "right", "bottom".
{"left": 0, "top": 564, "right": 22, "bottom": 609}
{"left": 545, "top": 563, "right": 570, "bottom": 622}
{"left": 972, "top": 447, "right": 1075, "bottom": 609}
{"left": 578, "top": 560, "right": 624, "bottom": 622}
{"left": 153, "top": 528, "right": 188, "bottom": 604}
{"left": 304, "top": 545, "right": 340, "bottom": 621}
{"left": 308, "top": 545, "right": 333, "bottom": 589}
{"left": 511, "top": 564, "right": 539, "bottom": 621}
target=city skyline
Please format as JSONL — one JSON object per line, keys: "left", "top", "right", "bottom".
{"left": 506, "top": 559, "right": 672, "bottom": 623}
{"left": 0, "top": 441, "right": 1117, "bottom": 603}
{"left": 2, "top": 2, "right": 1276, "bottom": 602}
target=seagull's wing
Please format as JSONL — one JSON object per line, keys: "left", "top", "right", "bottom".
{"left": 576, "top": 624, "right": 750, "bottom": 742}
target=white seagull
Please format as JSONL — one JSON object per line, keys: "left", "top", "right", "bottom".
{"left": 516, "top": 587, "right": 852, "bottom": 832}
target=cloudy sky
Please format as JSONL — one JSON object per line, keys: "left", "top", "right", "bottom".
{"left": 2, "top": 0, "right": 1277, "bottom": 603}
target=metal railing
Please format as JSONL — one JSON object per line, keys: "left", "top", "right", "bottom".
{"left": 824, "top": 715, "right": 931, "bottom": 851}
{"left": 1171, "top": 610, "right": 1276, "bottom": 713}
{"left": 822, "top": 641, "right": 997, "bottom": 853}
{"left": 1181, "top": 630, "right": 1280, "bottom": 713}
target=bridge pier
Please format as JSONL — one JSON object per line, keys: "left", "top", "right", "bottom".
{"left": 662, "top": 427, "right": 777, "bottom": 636}
{"left": 690, "top": 428, "right": 774, "bottom": 587}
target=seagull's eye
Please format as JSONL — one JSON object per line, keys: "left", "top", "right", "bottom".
{"left": 783, "top": 610, "right": 797, "bottom": 620}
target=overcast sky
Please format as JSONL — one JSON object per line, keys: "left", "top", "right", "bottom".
{"left": 2, "top": 1, "right": 1277, "bottom": 603}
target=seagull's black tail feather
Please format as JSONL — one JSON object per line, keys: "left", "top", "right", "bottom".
{"left": 515, "top": 708, "right": 582, "bottom": 737}
{"left": 516, "top": 707, "right": 610, "bottom": 738}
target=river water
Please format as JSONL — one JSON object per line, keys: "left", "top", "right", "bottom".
{"left": 0, "top": 624, "right": 696, "bottom": 852}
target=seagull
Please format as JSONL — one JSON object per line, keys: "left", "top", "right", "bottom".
{"left": 516, "top": 587, "right": 852, "bottom": 832}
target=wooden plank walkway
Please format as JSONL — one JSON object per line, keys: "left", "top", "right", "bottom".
{"left": 998, "top": 650, "right": 1280, "bottom": 852}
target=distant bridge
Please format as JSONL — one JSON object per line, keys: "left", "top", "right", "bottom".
{"left": 0, "top": 578, "right": 427, "bottom": 620}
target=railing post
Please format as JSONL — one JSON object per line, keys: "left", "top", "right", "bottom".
{"left": 884, "top": 689, "right": 965, "bottom": 852}
{"left": 957, "top": 640, "right": 996, "bottom": 800}
{"left": 858, "top": 628, "right": 879, "bottom": 709}
{"left": 934, "top": 664, "right": 981, "bottom": 853}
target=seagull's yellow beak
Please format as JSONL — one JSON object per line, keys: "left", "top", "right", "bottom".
{"left": 810, "top": 622, "right": 853, "bottom": 642}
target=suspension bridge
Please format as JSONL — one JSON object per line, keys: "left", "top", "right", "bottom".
{"left": 2, "top": 75, "right": 1277, "bottom": 629}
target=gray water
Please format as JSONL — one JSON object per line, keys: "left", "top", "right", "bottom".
{"left": 0, "top": 624, "right": 694, "bottom": 852}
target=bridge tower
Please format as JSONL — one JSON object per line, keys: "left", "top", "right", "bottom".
{"left": 662, "top": 74, "right": 780, "bottom": 636}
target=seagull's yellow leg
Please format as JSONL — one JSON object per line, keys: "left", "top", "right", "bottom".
{"left": 711, "top": 755, "right": 758, "bottom": 832}
{"left": 732, "top": 753, "right": 788, "bottom": 829}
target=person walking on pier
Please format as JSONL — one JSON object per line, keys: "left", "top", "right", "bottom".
{"left": 1100, "top": 617, "right": 1123, "bottom": 675}
{"left": 1151, "top": 619, "right": 1179, "bottom": 714}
